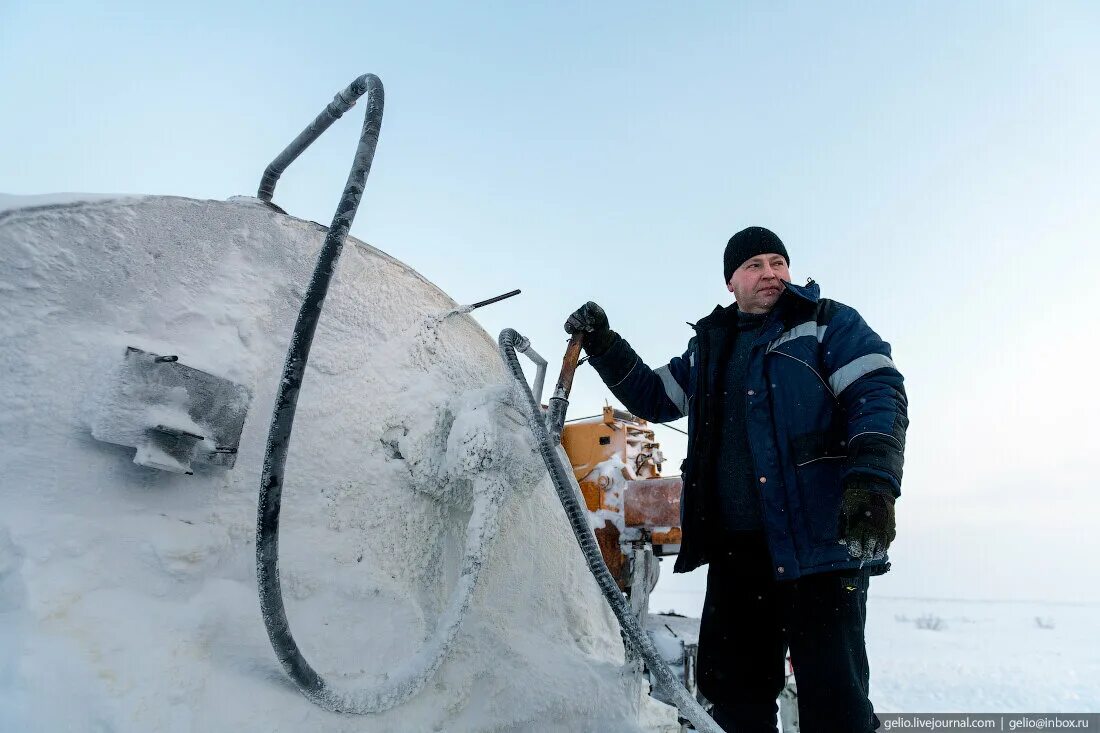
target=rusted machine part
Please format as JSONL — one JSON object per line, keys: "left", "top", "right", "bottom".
{"left": 624, "top": 477, "right": 682, "bottom": 528}
{"left": 650, "top": 528, "right": 682, "bottom": 551}
{"left": 575, "top": 476, "right": 627, "bottom": 588}
{"left": 546, "top": 333, "right": 584, "bottom": 440}
{"left": 624, "top": 476, "right": 684, "bottom": 554}
{"left": 595, "top": 524, "right": 628, "bottom": 589}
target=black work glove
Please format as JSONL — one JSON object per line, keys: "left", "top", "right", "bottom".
{"left": 564, "top": 301, "right": 618, "bottom": 357}
{"left": 837, "top": 476, "right": 896, "bottom": 562}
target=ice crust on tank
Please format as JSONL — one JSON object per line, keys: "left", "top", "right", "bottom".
{"left": 0, "top": 194, "right": 669, "bottom": 732}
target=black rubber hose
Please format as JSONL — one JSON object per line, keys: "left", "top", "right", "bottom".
{"left": 497, "top": 329, "right": 724, "bottom": 733}
{"left": 256, "top": 74, "right": 383, "bottom": 708}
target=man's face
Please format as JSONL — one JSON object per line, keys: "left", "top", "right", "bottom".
{"left": 726, "top": 253, "right": 790, "bottom": 314}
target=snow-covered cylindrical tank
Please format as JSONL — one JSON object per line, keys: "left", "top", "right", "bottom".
{"left": 0, "top": 195, "right": 668, "bottom": 732}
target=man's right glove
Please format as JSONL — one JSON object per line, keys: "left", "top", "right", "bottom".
{"left": 837, "top": 476, "right": 897, "bottom": 562}
{"left": 564, "top": 301, "right": 618, "bottom": 357}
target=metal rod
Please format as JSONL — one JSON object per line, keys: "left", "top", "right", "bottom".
{"left": 469, "top": 289, "right": 520, "bottom": 310}
{"left": 546, "top": 333, "right": 584, "bottom": 441}
{"left": 555, "top": 334, "right": 584, "bottom": 401}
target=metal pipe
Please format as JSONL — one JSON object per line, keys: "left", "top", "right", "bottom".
{"left": 257, "top": 76, "right": 379, "bottom": 203}
{"left": 511, "top": 334, "right": 548, "bottom": 406}
{"left": 527, "top": 347, "right": 548, "bottom": 407}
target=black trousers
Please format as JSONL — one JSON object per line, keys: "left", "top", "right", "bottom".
{"left": 697, "top": 533, "right": 879, "bottom": 733}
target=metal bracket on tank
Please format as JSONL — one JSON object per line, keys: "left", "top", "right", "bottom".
{"left": 89, "top": 347, "right": 251, "bottom": 475}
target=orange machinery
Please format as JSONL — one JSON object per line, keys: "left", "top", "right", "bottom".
{"left": 561, "top": 405, "right": 684, "bottom": 593}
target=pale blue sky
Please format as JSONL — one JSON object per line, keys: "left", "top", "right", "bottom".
{"left": 3, "top": 1, "right": 1099, "bottom": 607}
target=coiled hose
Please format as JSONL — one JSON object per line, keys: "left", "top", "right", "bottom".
{"left": 498, "top": 328, "right": 723, "bottom": 733}
{"left": 255, "top": 72, "right": 722, "bottom": 730}
{"left": 255, "top": 72, "right": 521, "bottom": 714}
{"left": 255, "top": 73, "right": 399, "bottom": 712}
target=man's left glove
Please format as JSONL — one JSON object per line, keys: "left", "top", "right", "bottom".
{"left": 837, "top": 476, "right": 896, "bottom": 562}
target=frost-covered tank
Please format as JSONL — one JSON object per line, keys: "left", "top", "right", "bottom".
{"left": 0, "top": 188, "right": 670, "bottom": 730}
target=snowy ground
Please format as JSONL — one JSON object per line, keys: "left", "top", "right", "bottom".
{"left": 653, "top": 595, "right": 1100, "bottom": 714}
{"left": 868, "top": 596, "right": 1099, "bottom": 713}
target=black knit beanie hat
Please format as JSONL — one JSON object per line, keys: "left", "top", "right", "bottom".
{"left": 723, "top": 226, "right": 789, "bottom": 282}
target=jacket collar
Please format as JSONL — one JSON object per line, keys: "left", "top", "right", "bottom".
{"left": 781, "top": 278, "right": 820, "bottom": 304}
{"left": 694, "top": 279, "right": 820, "bottom": 331}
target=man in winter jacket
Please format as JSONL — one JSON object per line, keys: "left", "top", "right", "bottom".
{"left": 564, "top": 226, "right": 907, "bottom": 733}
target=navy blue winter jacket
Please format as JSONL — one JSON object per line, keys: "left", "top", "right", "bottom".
{"left": 588, "top": 280, "right": 908, "bottom": 580}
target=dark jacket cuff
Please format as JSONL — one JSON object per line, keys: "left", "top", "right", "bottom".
{"left": 587, "top": 333, "right": 637, "bottom": 385}
{"left": 844, "top": 474, "right": 897, "bottom": 500}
